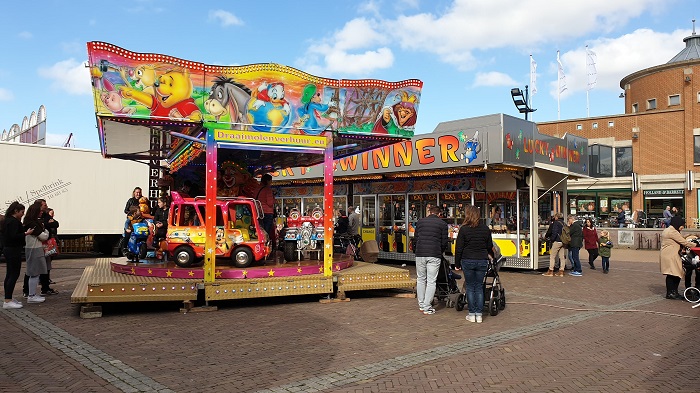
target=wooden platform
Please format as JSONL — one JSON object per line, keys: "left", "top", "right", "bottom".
{"left": 334, "top": 262, "right": 415, "bottom": 299}
{"left": 71, "top": 258, "right": 415, "bottom": 305}
{"left": 71, "top": 258, "right": 199, "bottom": 303}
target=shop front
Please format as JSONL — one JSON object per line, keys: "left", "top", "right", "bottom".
{"left": 643, "top": 189, "right": 685, "bottom": 225}
{"left": 567, "top": 189, "right": 633, "bottom": 227}
{"left": 274, "top": 114, "right": 589, "bottom": 270}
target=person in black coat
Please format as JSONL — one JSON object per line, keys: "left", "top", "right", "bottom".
{"left": 335, "top": 210, "right": 349, "bottom": 235}
{"left": 413, "top": 206, "right": 448, "bottom": 315}
{"left": 2, "top": 202, "right": 33, "bottom": 309}
{"left": 153, "top": 196, "right": 169, "bottom": 250}
{"left": 454, "top": 205, "right": 494, "bottom": 323}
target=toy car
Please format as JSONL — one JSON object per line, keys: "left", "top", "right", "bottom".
{"left": 166, "top": 192, "right": 270, "bottom": 268}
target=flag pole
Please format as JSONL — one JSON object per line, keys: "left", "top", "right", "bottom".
{"left": 586, "top": 46, "right": 590, "bottom": 117}
{"left": 529, "top": 54, "right": 535, "bottom": 121}
{"left": 557, "top": 51, "right": 561, "bottom": 120}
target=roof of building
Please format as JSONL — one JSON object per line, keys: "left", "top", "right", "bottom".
{"left": 667, "top": 22, "right": 700, "bottom": 63}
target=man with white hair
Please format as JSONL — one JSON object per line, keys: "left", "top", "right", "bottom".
{"left": 348, "top": 206, "right": 361, "bottom": 239}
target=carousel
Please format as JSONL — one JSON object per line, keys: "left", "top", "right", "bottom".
{"left": 70, "top": 42, "right": 422, "bottom": 315}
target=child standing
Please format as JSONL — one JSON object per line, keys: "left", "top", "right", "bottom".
{"left": 599, "top": 230, "right": 613, "bottom": 274}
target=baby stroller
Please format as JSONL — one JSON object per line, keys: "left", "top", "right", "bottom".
{"left": 435, "top": 256, "right": 463, "bottom": 308}
{"left": 455, "top": 244, "right": 507, "bottom": 316}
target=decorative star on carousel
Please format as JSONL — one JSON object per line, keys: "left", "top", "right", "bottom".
{"left": 166, "top": 270, "right": 173, "bottom": 277}
{"left": 297, "top": 267, "right": 303, "bottom": 273}
{"left": 147, "top": 269, "right": 153, "bottom": 275}
{"left": 131, "top": 267, "right": 136, "bottom": 274}
{"left": 215, "top": 270, "right": 223, "bottom": 278}
{"left": 188, "top": 271, "right": 195, "bottom": 277}
{"left": 242, "top": 270, "right": 248, "bottom": 278}
{"left": 268, "top": 269, "right": 275, "bottom": 277}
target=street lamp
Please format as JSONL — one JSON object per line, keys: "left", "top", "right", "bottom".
{"left": 510, "top": 85, "right": 536, "bottom": 120}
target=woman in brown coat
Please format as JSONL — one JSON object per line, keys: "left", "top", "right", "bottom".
{"left": 659, "top": 216, "right": 694, "bottom": 299}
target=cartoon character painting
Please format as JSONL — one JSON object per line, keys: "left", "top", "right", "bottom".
{"left": 218, "top": 161, "right": 253, "bottom": 197}
{"left": 294, "top": 84, "right": 329, "bottom": 134}
{"left": 120, "top": 67, "right": 202, "bottom": 121}
{"left": 204, "top": 76, "right": 252, "bottom": 129}
{"left": 247, "top": 82, "right": 292, "bottom": 132}
{"left": 100, "top": 79, "right": 135, "bottom": 116}
{"left": 459, "top": 130, "right": 481, "bottom": 164}
{"left": 372, "top": 91, "right": 418, "bottom": 134}
{"left": 119, "top": 64, "right": 158, "bottom": 96}
{"left": 215, "top": 227, "right": 230, "bottom": 253}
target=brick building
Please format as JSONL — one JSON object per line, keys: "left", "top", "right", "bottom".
{"left": 538, "top": 29, "right": 700, "bottom": 227}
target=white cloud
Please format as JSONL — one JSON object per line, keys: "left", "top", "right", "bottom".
{"left": 359, "top": 0, "right": 381, "bottom": 17}
{"left": 37, "top": 59, "right": 92, "bottom": 96}
{"left": 18, "top": 31, "right": 32, "bottom": 39}
{"left": 209, "top": 9, "right": 244, "bottom": 27}
{"left": 300, "top": 0, "right": 665, "bottom": 75}
{"left": 297, "top": 18, "right": 393, "bottom": 76}
{"left": 473, "top": 71, "right": 518, "bottom": 87}
{"left": 0, "top": 87, "right": 14, "bottom": 101}
{"left": 551, "top": 28, "right": 689, "bottom": 97}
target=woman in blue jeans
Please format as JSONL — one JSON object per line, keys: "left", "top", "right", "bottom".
{"left": 454, "top": 205, "right": 494, "bottom": 323}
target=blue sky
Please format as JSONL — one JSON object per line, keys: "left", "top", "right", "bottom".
{"left": 0, "top": 0, "right": 696, "bottom": 150}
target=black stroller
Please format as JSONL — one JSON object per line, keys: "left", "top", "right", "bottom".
{"left": 455, "top": 246, "right": 507, "bottom": 316}
{"left": 435, "top": 256, "right": 463, "bottom": 308}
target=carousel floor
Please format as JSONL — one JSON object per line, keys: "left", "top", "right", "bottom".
{"left": 71, "top": 253, "right": 415, "bottom": 305}
{"left": 111, "top": 251, "right": 355, "bottom": 279}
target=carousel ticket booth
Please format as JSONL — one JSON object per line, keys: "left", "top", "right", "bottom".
{"left": 71, "top": 41, "right": 425, "bottom": 311}
{"left": 276, "top": 113, "right": 589, "bottom": 269}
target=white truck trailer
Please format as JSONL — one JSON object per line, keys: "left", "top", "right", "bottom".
{"left": 0, "top": 141, "right": 149, "bottom": 254}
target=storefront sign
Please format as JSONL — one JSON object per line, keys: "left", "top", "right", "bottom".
{"left": 215, "top": 130, "right": 327, "bottom": 148}
{"left": 643, "top": 189, "right": 684, "bottom": 196}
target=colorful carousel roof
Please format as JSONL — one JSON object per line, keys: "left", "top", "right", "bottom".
{"left": 87, "top": 42, "right": 423, "bottom": 174}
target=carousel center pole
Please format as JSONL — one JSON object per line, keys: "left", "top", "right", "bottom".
{"left": 204, "top": 127, "right": 218, "bottom": 283}
{"left": 323, "top": 134, "right": 334, "bottom": 277}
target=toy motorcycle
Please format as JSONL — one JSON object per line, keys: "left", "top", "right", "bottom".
{"left": 121, "top": 220, "right": 155, "bottom": 262}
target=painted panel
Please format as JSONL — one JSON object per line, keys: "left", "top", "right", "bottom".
{"left": 87, "top": 42, "right": 422, "bottom": 138}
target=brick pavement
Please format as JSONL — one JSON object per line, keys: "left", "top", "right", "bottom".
{"left": 0, "top": 249, "right": 698, "bottom": 392}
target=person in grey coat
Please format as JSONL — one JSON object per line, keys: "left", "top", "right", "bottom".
{"left": 413, "top": 206, "right": 448, "bottom": 315}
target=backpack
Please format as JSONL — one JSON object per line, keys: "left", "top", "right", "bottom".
{"left": 560, "top": 224, "right": 571, "bottom": 246}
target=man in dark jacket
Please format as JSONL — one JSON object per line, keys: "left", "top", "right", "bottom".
{"left": 413, "top": 206, "right": 448, "bottom": 315}
{"left": 567, "top": 215, "right": 584, "bottom": 276}
{"left": 543, "top": 213, "right": 567, "bottom": 277}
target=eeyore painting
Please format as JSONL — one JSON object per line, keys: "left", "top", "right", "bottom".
{"left": 204, "top": 76, "right": 252, "bottom": 130}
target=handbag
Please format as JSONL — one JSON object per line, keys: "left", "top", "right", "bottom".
{"left": 43, "top": 237, "right": 59, "bottom": 257}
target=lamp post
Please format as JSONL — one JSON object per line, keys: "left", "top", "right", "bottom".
{"left": 510, "top": 85, "right": 536, "bottom": 120}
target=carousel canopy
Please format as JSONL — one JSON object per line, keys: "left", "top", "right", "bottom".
{"left": 87, "top": 42, "right": 423, "bottom": 175}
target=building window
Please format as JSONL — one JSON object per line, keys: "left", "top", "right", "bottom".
{"left": 632, "top": 103, "right": 638, "bottom": 113}
{"left": 589, "top": 145, "right": 613, "bottom": 177}
{"left": 592, "top": 122, "right": 598, "bottom": 129}
{"left": 647, "top": 98, "right": 657, "bottom": 110}
{"left": 694, "top": 135, "right": 700, "bottom": 164}
{"left": 669, "top": 94, "right": 680, "bottom": 106}
{"left": 615, "top": 147, "right": 633, "bottom": 177}
{"left": 608, "top": 121, "right": 614, "bottom": 127}
{"left": 576, "top": 124, "right": 582, "bottom": 130}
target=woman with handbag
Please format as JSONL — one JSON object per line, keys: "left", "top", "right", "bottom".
{"left": 23, "top": 201, "right": 59, "bottom": 296}
{"left": 22, "top": 203, "right": 49, "bottom": 304}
